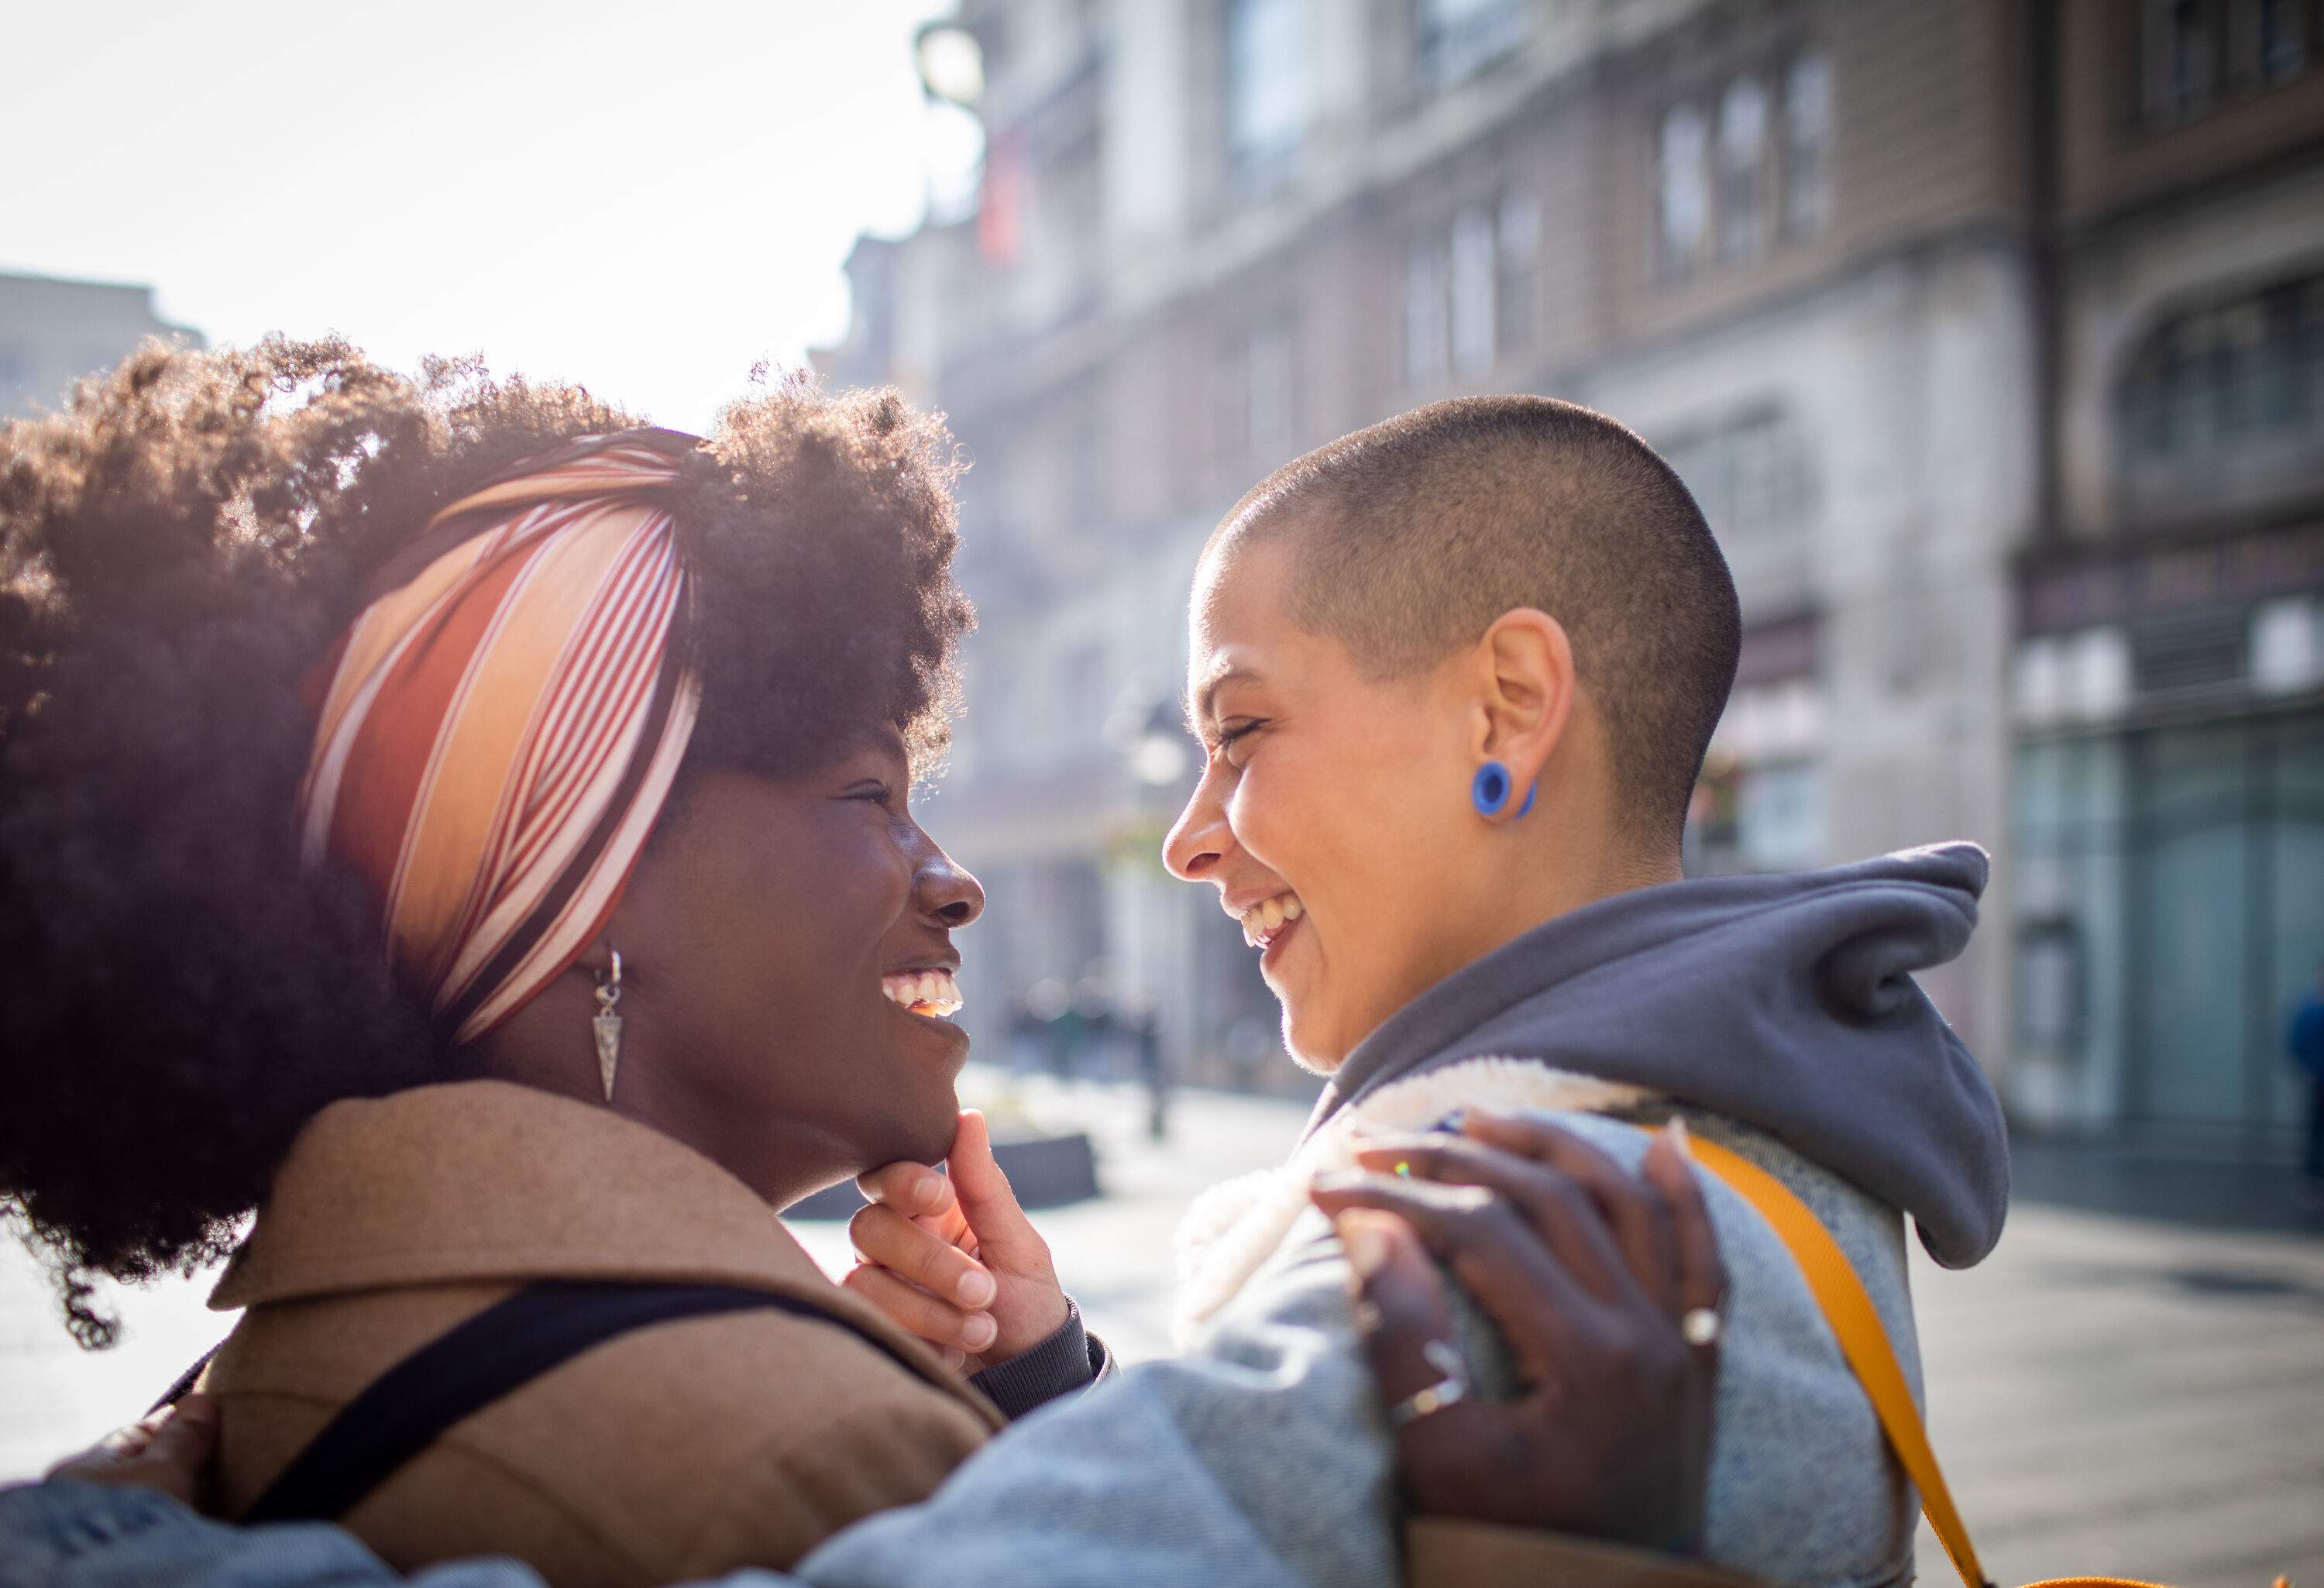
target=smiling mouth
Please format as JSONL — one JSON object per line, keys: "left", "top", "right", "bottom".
{"left": 1238, "top": 892, "right": 1305, "bottom": 950}
{"left": 881, "top": 968, "right": 964, "bottom": 1019}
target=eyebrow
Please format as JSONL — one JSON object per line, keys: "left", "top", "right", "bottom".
{"left": 1185, "top": 663, "right": 1262, "bottom": 739}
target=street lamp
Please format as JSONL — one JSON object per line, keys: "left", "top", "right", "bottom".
{"left": 1128, "top": 701, "right": 1191, "bottom": 787}
{"left": 1102, "top": 680, "right": 1192, "bottom": 1139}
{"left": 910, "top": 21, "right": 988, "bottom": 230}
{"left": 913, "top": 20, "right": 986, "bottom": 108}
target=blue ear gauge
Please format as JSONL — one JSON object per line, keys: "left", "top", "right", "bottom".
{"left": 1472, "top": 761, "right": 1538, "bottom": 819}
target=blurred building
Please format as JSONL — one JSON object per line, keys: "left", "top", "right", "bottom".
{"left": 817, "top": 0, "right": 2324, "bottom": 1148}
{"left": 0, "top": 269, "right": 200, "bottom": 417}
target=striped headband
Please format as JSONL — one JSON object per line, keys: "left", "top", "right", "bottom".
{"left": 297, "top": 429, "right": 703, "bottom": 1046}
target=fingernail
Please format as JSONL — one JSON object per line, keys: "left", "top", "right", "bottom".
{"left": 1664, "top": 1116, "right": 1693, "bottom": 1157}
{"left": 962, "top": 1312, "right": 997, "bottom": 1349}
{"left": 955, "top": 1269, "right": 996, "bottom": 1308}
{"left": 914, "top": 1174, "right": 946, "bottom": 1209}
{"left": 1338, "top": 1212, "right": 1392, "bottom": 1279}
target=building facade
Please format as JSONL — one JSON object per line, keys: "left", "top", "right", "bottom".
{"left": 2010, "top": 0, "right": 2324, "bottom": 1148}
{"left": 0, "top": 270, "right": 200, "bottom": 417}
{"left": 818, "top": 0, "right": 2324, "bottom": 1147}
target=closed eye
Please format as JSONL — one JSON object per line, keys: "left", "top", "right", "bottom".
{"left": 1219, "top": 720, "right": 1267, "bottom": 764}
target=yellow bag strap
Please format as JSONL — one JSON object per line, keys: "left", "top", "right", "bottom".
{"left": 1672, "top": 1131, "right": 1994, "bottom": 1588}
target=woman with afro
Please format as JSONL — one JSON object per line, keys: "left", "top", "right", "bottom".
{"left": 0, "top": 337, "right": 1077, "bottom": 1582}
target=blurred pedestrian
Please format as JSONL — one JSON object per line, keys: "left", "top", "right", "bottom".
{"left": 2289, "top": 961, "right": 2324, "bottom": 1204}
{"left": 1122, "top": 997, "right": 1170, "bottom": 1139}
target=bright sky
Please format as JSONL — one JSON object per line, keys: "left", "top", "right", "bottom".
{"left": 3, "top": 1, "right": 972, "bottom": 431}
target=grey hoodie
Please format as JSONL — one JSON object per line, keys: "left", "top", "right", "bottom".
{"left": 1316, "top": 840, "right": 2009, "bottom": 1269}
{"left": 0, "top": 846, "right": 2011, "bottom": 1588}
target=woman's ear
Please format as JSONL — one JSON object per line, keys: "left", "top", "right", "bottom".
{"left": 1470, "top": 608, "right": 1576, "bottom": 794}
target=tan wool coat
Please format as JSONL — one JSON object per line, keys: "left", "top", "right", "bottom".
{"left": 190, "top": 1078, "right": 1755, "bottom": 1588}
{"left": 198, "top": 1081, "right": 1004, "bottom": 1588}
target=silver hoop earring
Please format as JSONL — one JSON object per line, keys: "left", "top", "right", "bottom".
{"left": 593, "top": 950, "right": 624, "bottom": 1103}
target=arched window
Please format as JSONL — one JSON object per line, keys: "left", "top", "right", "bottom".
{"left": 2120, "top": 270, "right": 2324, "bottom": 462}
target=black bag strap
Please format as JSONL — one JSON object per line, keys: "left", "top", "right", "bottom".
{"left": 152, "top": 1343, "right": 224, "bottom": 1415}
{"left": 242, "top": 1280, "right": 924, "bottom": 1525}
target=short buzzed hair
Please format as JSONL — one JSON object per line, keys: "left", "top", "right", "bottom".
{"left": 1212, "top": 396, "right": 1740, "bottom": 847}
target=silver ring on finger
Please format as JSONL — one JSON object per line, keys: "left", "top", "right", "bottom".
{"left": 1386, "top": 1339, "right": 1471, "bottom": 1428}
{"left": 1680, "top": 1306, "right": 1722, "bottom": 1347}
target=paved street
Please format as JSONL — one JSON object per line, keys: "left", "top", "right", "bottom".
{"left": 5, "top": 1078, "right": 2320, "bottom": 1586}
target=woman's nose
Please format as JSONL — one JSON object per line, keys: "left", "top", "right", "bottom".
{"left": 917, "top": 843, "right": 985, "bottom": 929}
{"left": 1164, "top": 772, "right": 1229, "bottom": 882}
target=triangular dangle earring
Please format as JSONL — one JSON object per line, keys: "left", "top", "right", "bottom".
{"left": 593, "top": 950, "right": 624, "bottom": 1103}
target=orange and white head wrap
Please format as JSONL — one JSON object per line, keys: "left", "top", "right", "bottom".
{"left": 296, "top": 429, "right": 703, "bottom": 1046}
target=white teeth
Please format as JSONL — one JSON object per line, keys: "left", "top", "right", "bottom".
{"left": 882, "top": 969, "right": 964, "bottom": 1018}
{"left": 1236, "top": 892, "right": 1305, "bottom": 947}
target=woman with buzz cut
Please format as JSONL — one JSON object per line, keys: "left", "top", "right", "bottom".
{"left": 847, "top": 395, "right": 2009, "bottom": 1587}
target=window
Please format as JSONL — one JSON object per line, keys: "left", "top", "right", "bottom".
{"left": 1496, "top": 189, "right": 1541, "bottom": 354}
{"left": 2143, "top": 0, "right": 2317, "bottom": 124}
{"left": 1717, "top": 77, "right": 1767, "bottom": 262}
{"left": 1246, "top": 318, "right": 1298, "bottom": 459}
{"left": 1735, "top": 760, "right": 1827, "bottom": 872}
{"left": 1227, "top": 0, "right": 1314, "bottom": 186}
{"left": 1657, "top": 50, "right": 1831, "bottom": 283}
{"left": 1655, "top": 103, "right": 1710, "bottom": 277}
{"left": 1405, "top": 194, "right": 1537, "bottom": 387}
{"left": 1783, "top": 50, "right": 1831, "bottom": 239}
{"left": 1449, "top": 206, "right": 1497, "bottom": 374}
{"left": 2259, "top": 0, "right": 2311, "bottom": 77}
{"left": 1404, "top": 233, "right": 1450, "bottom": 390}
{"left": 1659, "top": 407, "right": 1813, "bottom": 558}
{"left": 1416, "top": 0, "right": 1532, "bottom": 89}
{"left": 1210, "top": 320, "right": 1295, "bottom": 468}
{"left": 2121, "top": 271, "right": 2324, "bottom": 463}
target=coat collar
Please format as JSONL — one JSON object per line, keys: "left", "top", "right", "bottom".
{"left": 213, "top": 1081, "right": 852, "bottom": 1312}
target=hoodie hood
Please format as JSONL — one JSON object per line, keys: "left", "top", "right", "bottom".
{"left": 1306, "top": 842, "right": 2009, "bottom": 1268}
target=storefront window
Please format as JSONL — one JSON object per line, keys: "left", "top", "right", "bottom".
{"left": 2012, "top": 712, "right": 2324, "bottom": 1136}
